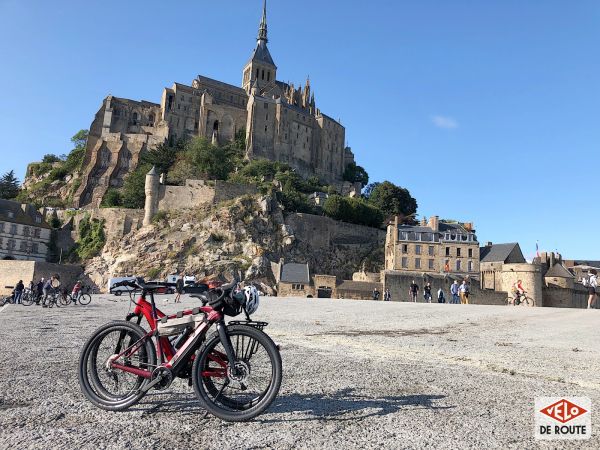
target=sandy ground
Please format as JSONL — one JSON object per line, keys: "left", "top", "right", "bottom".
{"left": 0, "top": 295, "right": 598, "bottom": 449}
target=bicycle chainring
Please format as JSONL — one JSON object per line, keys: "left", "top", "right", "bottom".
{"left": 151, "top": 367, "right": 174, "bottom": 391}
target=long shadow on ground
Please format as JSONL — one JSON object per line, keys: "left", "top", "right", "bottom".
{"left": 132, "top": 388, "right": 452, "bottom": 422}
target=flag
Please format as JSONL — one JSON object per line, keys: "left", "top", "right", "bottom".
{"left": 536, "top": 242, "right": 540, "bottom": 258}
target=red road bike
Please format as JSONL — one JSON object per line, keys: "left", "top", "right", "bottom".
{"left": 78, "top": 278, "right": 282, "bottom": 422}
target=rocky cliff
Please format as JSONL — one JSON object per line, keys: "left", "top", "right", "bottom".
{"left": 83, "top": 195, "right": 385, "bottom": 292}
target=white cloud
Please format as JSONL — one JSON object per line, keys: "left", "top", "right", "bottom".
{"left": 431, "top": 115, "right": 459, "bottom": 130}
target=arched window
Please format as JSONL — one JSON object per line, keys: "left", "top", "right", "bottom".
{"left": 261, "top": 69, "right": 265, "bottom": 80}
{"left": 148, "top": 114, "right": 155, "bottom": 126}
{"left": 132, "top": 112, "right": 138, "bottom": 125}
{"left": 256, "top": 68, "right": 259, "bottom": 79}
{"left": 213, "top": 120, "right": 219, "bottom": 131}
{"left": 267, "top": 71, "right": 271, "bottom": 82}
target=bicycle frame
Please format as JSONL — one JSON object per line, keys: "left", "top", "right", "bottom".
{"left": 116, "top": 290, "right": 229, "bottom": 382}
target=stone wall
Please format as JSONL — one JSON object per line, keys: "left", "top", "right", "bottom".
{"left": 0, "top": 261, "right": 82, "bottom": 294}
{"left": 543, "top": 285, "right": 595, "bottom": 309}
{"left": 155, "top": 180, "right": 257, "bottom": 212}
{"left": 283, "top": 213, "right": 386, "bottom": 279}
{"left": 383, "top": 270, "right": 507, "bottom": 305}
{"left": 499, "top": 263, "right": 543, "bottom": 306}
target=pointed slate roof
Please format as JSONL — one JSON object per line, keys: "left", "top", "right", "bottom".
{"left": 247, "top": 0, "right": 276, "bottom": 68}
{"left": 545, "top": 263, "right": 575, "bottom": 279}
{"left": 480, "top": 242, "right": 524, "bottom": 263}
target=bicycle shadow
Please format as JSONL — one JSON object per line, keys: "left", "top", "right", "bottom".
{"left": 132, "top": 387, "right": 451, "bottom": 422}
{"left": 260, "top": 388, "right": 451, "bottom": 422}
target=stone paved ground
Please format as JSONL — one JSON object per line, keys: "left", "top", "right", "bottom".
{"left": 0, "top": 296, "right": 598, "bottom": 449}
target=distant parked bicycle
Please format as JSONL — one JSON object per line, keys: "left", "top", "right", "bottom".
{"left": 0, "top": 288, "right": 15, "bottom": 307}
{"left": 20, "top": 288, "right": 38, "bottom": 306}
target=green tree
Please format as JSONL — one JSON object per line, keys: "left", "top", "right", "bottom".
{"left": 42, "top": 154, "right": 61, "bottom": 164}
{"left": 343, "top": 162, "right": 369, "bottom": 186}
{"left": 62, "top": 129, "right": 88, "bottom": 173}
{"left": 141, "top": 139, "right": 185, "bottom": 177}
{"left": 323, "top": 195, "right": 384, "bottom": 228}
{"left": 0, "top": 170, "right": 20, "bottom": 199}
{"left": 75, "top": 215, "right": 106, "bottom": 260}
{"left": 121, "top": 163, "right": 151, "bottom": 209}
{"left": 186, "top": 137, "right": 242, "bottom": 180}
{"left": 101, "top": 188, "right": 123, "bottom": 207}
{"left": 364, "top": 181, "right": 417, "bottom": 219}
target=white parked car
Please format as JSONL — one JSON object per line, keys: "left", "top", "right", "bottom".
{"left": 108, "top": 277, "right": 137, "bottom": 296}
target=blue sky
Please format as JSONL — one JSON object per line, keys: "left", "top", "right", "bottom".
{"left": 1, "top": 0, "right": 599, "bottom": 259}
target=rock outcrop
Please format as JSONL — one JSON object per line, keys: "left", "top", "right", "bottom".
{"left": 83, "top": 195, "right": 385, "bottom": 292}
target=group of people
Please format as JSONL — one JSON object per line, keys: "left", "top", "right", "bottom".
{"left": 409, "top": 280, "right": 471, "bottom": 304}
{"left": 372, "top": 287, "right": 392, "bottom": 301}
{"left": 9, "top": 275, "right": 84, "bottom": 307}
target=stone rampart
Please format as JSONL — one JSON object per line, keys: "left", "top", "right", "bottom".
{"left": 0, "top": 261, "right": 83, "bottom": 294}
{"left": 543, "top": 285, "right": 594, "bottom": 309}
{"left": 383, "top": 270, "right": 507, "bottom": 305}
{"left": 156, "top": 180, "right": 257, "bottom": 212}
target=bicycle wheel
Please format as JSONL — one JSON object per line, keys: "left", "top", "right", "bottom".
{"left": 78, "top": 293, "right": 92, "bottom": 305}
{"left": 21, "top": 293, "right": 34, "bottom": 306}
{"left": 78, "top": 320, "right": 156, "bottom": 411}
{"left": 59, "top": 293, "right": 72, "bottom": 306}
{"left": 192, "top": 325, "right": 282, "bottom": 422}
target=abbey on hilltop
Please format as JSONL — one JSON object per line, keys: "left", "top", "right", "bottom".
{"left": 75, "top": 1, "right": 355, "bottom": 207}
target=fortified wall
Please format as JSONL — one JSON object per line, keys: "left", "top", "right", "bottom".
{"left": 156, "top": 180, "right": 258, "bottom": 212}
{"left": 383, "top": 271, "right": 508, "bottom": 305}
{"left": 0, "top": 261, "right": 83, "bottom": 295}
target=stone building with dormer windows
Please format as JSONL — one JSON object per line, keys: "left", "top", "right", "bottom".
{"left": 0, "top": 199, "right": 51, "bottom": 262}
{"left": 384, "top": 215, "right": 480, "bottom": 276}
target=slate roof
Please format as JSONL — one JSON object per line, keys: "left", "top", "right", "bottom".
{"left": 195, "top": 75, "right": 247, "bottom": 96}
{"left": 545, "top": 264, "right": 575, "bottom": 278}
{"left": 248, "top": 41, "right": 276, "bottom": 67}
{"left": 280, "top": 263, "right": 310, "bottom": 284}
{"left": 0, "top": 199, "right": 50, "bottom": 229}
{"left": 480, "top": 243, "right": 521, "bottom": 263}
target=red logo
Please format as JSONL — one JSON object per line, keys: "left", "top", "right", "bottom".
{"left": 540, "top": 399, "right": 588, "bottom": 424}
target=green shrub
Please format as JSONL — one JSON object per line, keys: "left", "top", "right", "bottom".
{"left": 42, "top": 154, "right": 61, "bottom": 164}
{"left": 146, "top": 267, "right": 162, "bottom": 280}
{"left": 323, "top": 195, "right": 384, "bottom": 228}
{"left": 101, "top": 188, "right": 123, "bottom": 208}
{"left": 121, "top": 163, "right": 151, "bottom": 209}
{"left": 75, "top": 215, "right": 106, "bottom": 260}
{"left": 152, "top": 211, "right": 168, "bottom": 223}
{"left": 48, "top": 166, "right": 68, "bottom": 182}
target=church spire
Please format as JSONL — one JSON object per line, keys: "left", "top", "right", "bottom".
{"left": 258, "top": 0, "right": 268, "bottom": 43}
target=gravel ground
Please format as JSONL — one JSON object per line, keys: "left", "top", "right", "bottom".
{"left": 0, "top": 296, "right": 598, "bottom": 449}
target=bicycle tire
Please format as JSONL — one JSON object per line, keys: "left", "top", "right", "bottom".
{"left": 192, "top": 325, "right": 282, "bottom": 422}
{"left": 21, "top": 293, "right": 34, "bottom": 306}
{"left": 59, "top": 293, "right": 72, "bottom": 306}
{"left": 78, "top": 320, "right": 156, "bottom": 411}
{"left": 78, "top": 293, "right": 92, "bottom": 305}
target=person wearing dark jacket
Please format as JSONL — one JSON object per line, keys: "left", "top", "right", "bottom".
{"left": 14, "top": 280, "right": 24, "bottom": 304}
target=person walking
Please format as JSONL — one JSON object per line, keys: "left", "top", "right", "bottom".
{"left": 437, "top": 286, "right": 446, "bottom": 304}
{"left": 423, "top": 282, "right": 432, "bottom": 303}
{"left": 372, "top": 287, "right": 380, "bottom": 301}
{"left": 450, "top": 280, "right": 459, "bottom": 304}
{"left": 36, "top": 278, "right": 45, "bottom": 305}
{"left": 383, "top": 288, "right": 391, "bottom": 302}
{"left": 409, "top": 280, "right": 419, "bottom": 302}
{"left": 459, "top": 280, "right": 469, "bottom": 305}
{"left": 14, "top": 280, "right": 24, "bottom": 304}
{"left": 174, "top": 275, "right": 184, "bottom": 303}
{"left": 585, "top": 269, "right": 598, "bottom": 309}
{"left": 71, "top": 280, "right": 82, "bottom": 305}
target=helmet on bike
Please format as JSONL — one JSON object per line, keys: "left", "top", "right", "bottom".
{"left": 243, "top": 286, "right": 260, "bottom": 315}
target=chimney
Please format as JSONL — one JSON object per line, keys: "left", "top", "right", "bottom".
{"left": 464, "top": 222, "right": 473, "bottom": 231}
{"left": 428, "top": 215, "right": 439, "bottom": 231}
{"left": 420, "top": 216, "right": 427, "bottom": 226}
{"left": 486, "top": 241, "right": 493, "bottom": 247}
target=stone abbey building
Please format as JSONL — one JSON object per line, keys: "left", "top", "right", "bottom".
{"left": 75, "top": 1, "right": 354, "bottom": 207}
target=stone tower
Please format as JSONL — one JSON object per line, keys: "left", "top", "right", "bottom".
{"left": 242, "top": 0, "right": 277, "bottom": 93}
{"left": 143, "top": 166, "right": 159, "bottom": 226}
